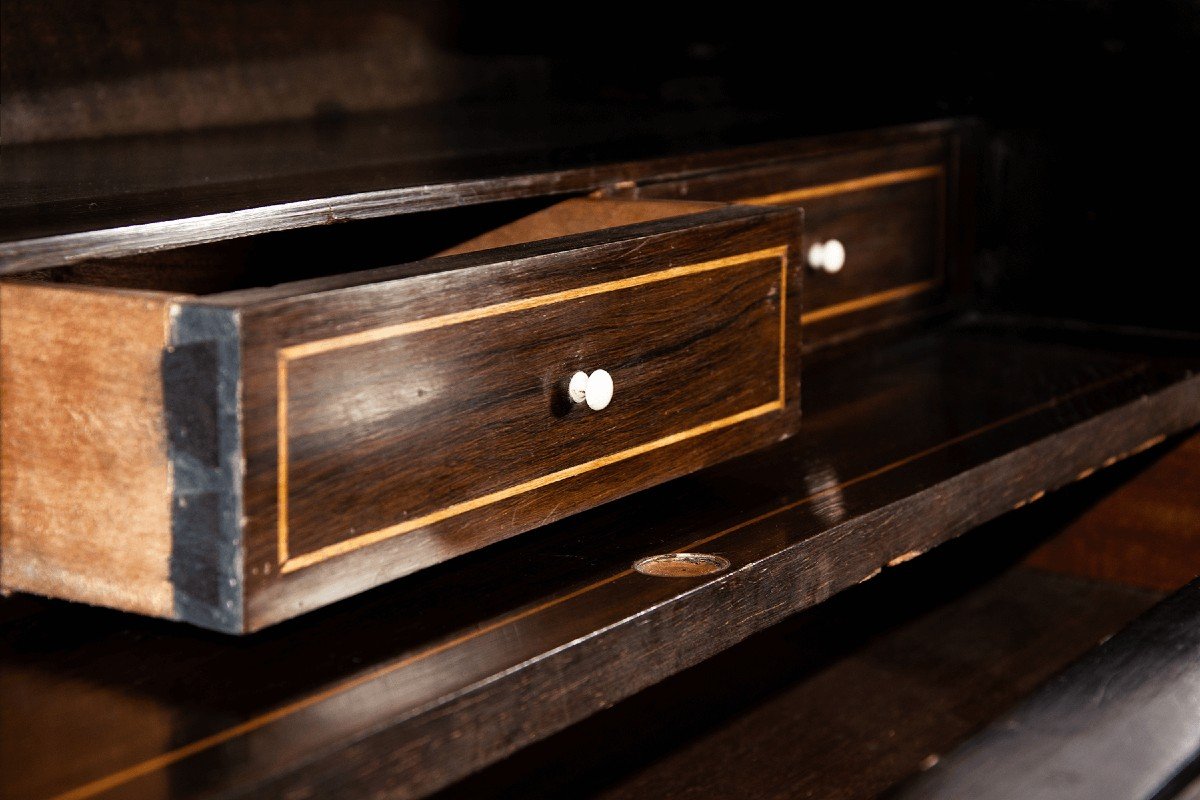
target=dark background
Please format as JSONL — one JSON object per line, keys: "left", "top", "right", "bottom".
{"left": 3, "top": 0, "right": 1198, "bottom": 329}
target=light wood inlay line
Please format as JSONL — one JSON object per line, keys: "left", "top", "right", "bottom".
{"left": 740, "top": 164, "right": 944, "bottom": 206}
{"left": 277, "top": 246, "right": 790, "bottom": 570}
{"left": 277, "top": 350, "right": 291, "bottom": 563}
{"left": 801, "top": 280, "right": 939, "bottom": 324}
{"left": 281, "top": 401, "right": 785, "bottom": 572}
{"left": 50, "top": 365, "right": 1148, "bottom": 800}
{"left": 779, "top": 252, "right": 789, "bottom": 403}
{"left": 280, "top": 247, "right": 790, "bottom": 360}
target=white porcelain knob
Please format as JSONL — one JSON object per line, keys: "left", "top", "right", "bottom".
{"left": 807, "top": 239, "right": 846, "bottom": 274}
{"left": 569, "top": 369, "right": 613, "bottom": 411}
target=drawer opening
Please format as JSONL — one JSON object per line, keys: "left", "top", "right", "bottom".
{"left": 6, "top": 197, "right": 727, "bottom": 296}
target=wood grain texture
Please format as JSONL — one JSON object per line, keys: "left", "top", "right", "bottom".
{"left": 619, "top": 136, "right": 957, "bottom": 347}
{"left": 618, "top": 137, "right": 949, "bottom": 201}
{"left": 1024, "top": 431, "right": 1200, "bottom": 592}
{"left": 0, "top": 116, "right": 961, "bottom": 274}
{"left": 279, "top": 249, "right": 786, "bottom": 566}
{"left": 0, "top": 660, "right": 176, "bottom": 800}
{"left": 435, "top": 524, "right": 1161, "bottom": 800}
{"left": 793, "top": 173, "right": 942, "bottom": 318}
{"left": 232, "top": 204, "right": 802, "bottom": 628}
{"left": 892, "top": 576, "right": 1200, "bottom": 800}
{"left": 437, "top": 197, "right": 725, "bottom": 254}
{"left": 0, "top": 283, "right": 177, "bottom": 616}
{"left": 0, "top": 200, "right": 801, "bottom": 631}
{"left": 1, "top": 320, "right": 1196, "bottom": 800}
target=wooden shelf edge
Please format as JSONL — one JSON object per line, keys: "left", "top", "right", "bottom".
{"left": 241, "top": 376, "right": 1200, "bottom": 800}
{"left": 0, "top": 115, "right": 962, "bottom": 274}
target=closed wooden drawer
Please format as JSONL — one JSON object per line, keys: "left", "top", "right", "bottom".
{"left": 0, "top": 199, "right": 801, "bottom": 631}
{"left": 619, "top": 137, "right": 953, "bottom": 347}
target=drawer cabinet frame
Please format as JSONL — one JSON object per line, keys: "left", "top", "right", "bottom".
{"left": 611, "top": 129, "right": 971, "bottom": 349}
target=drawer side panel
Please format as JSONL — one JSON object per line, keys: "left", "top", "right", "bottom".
{"left": 0, "top": 282, "right": 176, "bottom": 617}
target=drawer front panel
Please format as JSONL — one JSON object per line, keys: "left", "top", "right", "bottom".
{"left": 626, "top": 139, "right": 950, "bottom": 343}
{"left": 235, "top": 206, "right": 801, "bottom": 624}
{"left": 778, "top": 168, "right": 943, "bottom": 320}
{"left": 279, "top": 247, "right": 787, "bottom": 568}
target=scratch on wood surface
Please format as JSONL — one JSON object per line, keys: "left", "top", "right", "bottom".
{"left": 887, "top": 550, "right": 923, "bottom": 567}
{"left": 1131, "top": 434, "right": 1167, "bottom": 455}
{"left": 858, "top": 567, "right": 882, "bottom": 584}
{"left": 1012, "top": 489, "right": 1046, "bottom": 510}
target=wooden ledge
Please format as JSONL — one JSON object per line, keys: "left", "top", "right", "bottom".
{"left": 2, "top": 317, "right": 1198, "bottom": 800}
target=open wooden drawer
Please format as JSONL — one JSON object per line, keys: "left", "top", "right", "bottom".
{"left": 0, "top": 198, "right": 803, "bottom": 632}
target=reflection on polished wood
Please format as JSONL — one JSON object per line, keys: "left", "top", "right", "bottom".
{"left": 273, "top": 244, "right": 791, "bottom": 572}
{"left": 3, "top": 318, "right": 1198, "bottom": 800}
{"left": 435, "top": 507, "right": 1162, "bottom": 800}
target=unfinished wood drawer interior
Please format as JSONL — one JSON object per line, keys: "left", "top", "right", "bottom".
{"left": 619, "top": 135, "right": 955, "bottom": 347}
{"left": 0, "top": 198, "right": 802, "bottom": 633}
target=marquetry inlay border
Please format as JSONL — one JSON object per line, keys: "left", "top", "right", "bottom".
{"left": 275, "top": 245, "right": 791, "bottom": 573}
